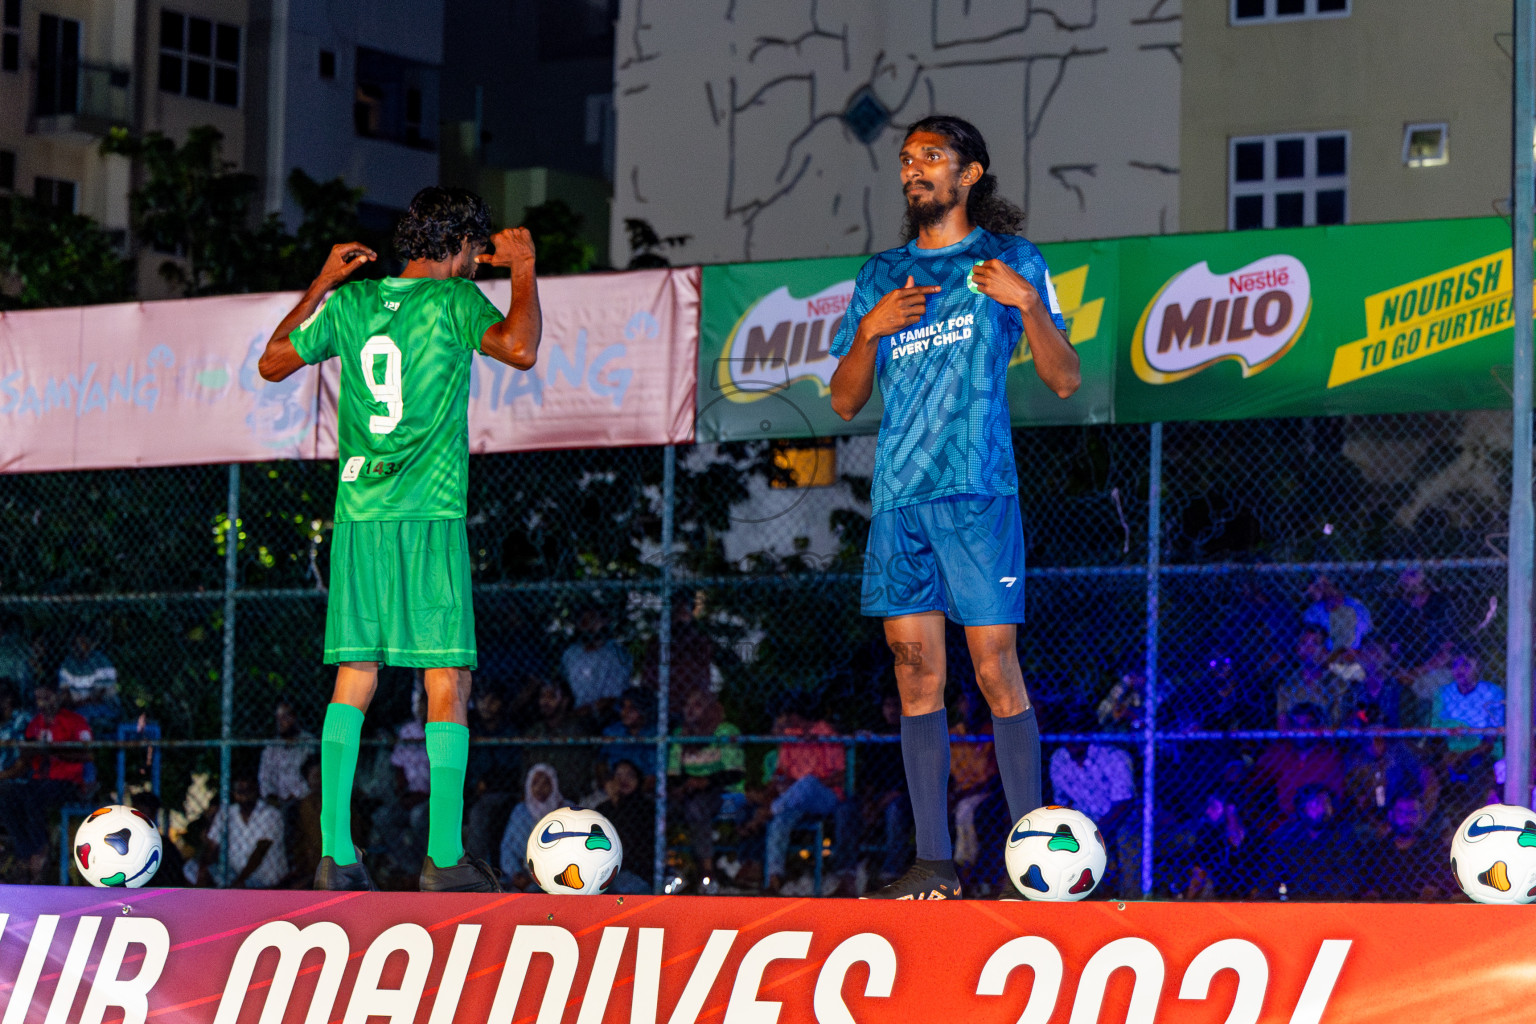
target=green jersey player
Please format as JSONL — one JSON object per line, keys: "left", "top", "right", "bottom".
{"left": 259, "top": 187, "right": 542, "bottom": 892}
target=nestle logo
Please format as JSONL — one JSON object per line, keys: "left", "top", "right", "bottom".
{"left": 1228, "top": 268, "right": 1288, "bottom": 294}
{"left": 806, "top": 294, "right": 850, "bottom": 318}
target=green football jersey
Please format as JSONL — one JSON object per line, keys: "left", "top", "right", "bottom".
{"left": 290, "top": 276, "right": 503, "bottom": 522}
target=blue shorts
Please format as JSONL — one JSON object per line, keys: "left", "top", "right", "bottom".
{"left": 860, "top": 494, "right": 1027, "bottom": 625}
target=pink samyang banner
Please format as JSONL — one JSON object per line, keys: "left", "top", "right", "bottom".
{"left": 5, "top": 885, "right": 1536, "bottom": 1023}
{"left": 0, "top": 268, "right": 699, "bottom": 474}
{"left": 0, "top": 294, "right": 324, "bottom": 472}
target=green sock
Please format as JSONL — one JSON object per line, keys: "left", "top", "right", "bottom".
{"left": 320, "top": 703, "right": 365, "bottom": 867}
{"left": 424, "top": 721, "right": 470, "bottom": 870}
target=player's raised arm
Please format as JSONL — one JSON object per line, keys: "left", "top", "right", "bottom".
{"left": 830, "top": 275, "right": 942, "bottom": 420}
{"left": 969, "top": 259, "right": 1081, "bottom": 399}
{"left": 476, "top": 227, "right": 542, "bottom": 371}
{"left": 259, "top": 242, "right": 377, "bottom": 382}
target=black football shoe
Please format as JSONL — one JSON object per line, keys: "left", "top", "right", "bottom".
{"left": 860, "top": 859, "right": 962, "bottom": 900}
{"left": 419, "top": 853, "right": 503, "bottom": 893}
{"left": 315, "top": 850, "right": 377, "bottom": 891}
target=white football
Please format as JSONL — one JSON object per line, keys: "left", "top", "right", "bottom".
{"left": 73, "top": 804, "right": 163, "bottom": 888}
{"left": 526, "top": 807, "right": 624, "bottom": 895}
{"left": 1450, "top": 804, "right": 1536, "bottom": 905}
{"left": 1004, "top": 805, "right": 1107, "bottom": 901}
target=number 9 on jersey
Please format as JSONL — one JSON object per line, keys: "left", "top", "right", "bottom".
{"left": 361, "top": 335, "right": 403, "bottom": 434}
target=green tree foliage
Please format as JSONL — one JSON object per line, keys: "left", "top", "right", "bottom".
{"left": 520, "top": 199, "right": 597, "bottom": 276}
{"left": 102, "top": 126, "right": 382, "bottom": 296}
{"left": 101, "top": 125, "right": 273, "bottom": 296}
{"left": 0, "top": 195, "right": 131, "bottom": 310}
{"left": 624, "top": 218, "right": 692, "bottom": 269}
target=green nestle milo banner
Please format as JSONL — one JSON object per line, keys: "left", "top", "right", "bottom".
{"left": 697, "top": 217, "right": 1520, "bottom": 440}
{"left": 1115, "top": 217, "right": 1516, "bottom": 422}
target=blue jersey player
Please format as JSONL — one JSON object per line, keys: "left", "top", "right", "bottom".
{"left": 831, "top": 116, "right": 1081, "bottom": 899}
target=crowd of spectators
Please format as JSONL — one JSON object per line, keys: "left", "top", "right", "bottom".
{"left": 0, "top": 571, "right": 1517, "bottom": 899}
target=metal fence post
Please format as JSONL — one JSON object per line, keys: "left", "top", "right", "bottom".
{"left": 219, "top": 462, "right": 239, "bottom": 880}
{"left": 654, "top": 445, "right": 676, "bottom": 893}
{"left": 1141, "top": 423, "right": 1163, "bottom": 896}
{"left": 1508, "top": 0, "right": 1535, "bottom": 808}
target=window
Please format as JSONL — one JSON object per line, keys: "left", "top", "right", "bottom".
{"left": 34, "top": 176, "right": 77, "bottom": 212}
{"left": 0, "top": 149, "right": 15, "bottom": 191}
{"left": 354, "top": 47, "right": 437, "bottom": 148}
{"left": 159, "top": 9, "right": 240, "bottom": 106}
{"left": 36, "top": 14, "right": 81, "bottom": 116}
{"left": 319, "top": 48, "right": 335, "bottom": 80}
{"left": 1229, "top": 131, "right": 1348, "bottom": 230}
{"left": 2, "top": 0, "right": 19, "bottom": 73}
{"left": 1231, "top": 0, "right": 1347, "bottom": 24}
{"left": 1403, "top": 123, "right": 1449, "bottom": 168}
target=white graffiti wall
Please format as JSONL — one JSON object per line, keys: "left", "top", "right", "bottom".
{"left": 612, "top": 0, "right": 1182, "bottom": 264}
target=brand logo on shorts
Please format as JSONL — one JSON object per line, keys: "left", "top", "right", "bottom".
{"left": 341, "top": 456, "right": 366, "bottom": 482}
{"left": 1000, "top": 576, "right": 1018, "bottom": 588}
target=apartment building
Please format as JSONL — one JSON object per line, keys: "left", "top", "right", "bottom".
{"left": 1182, "top": 0, "right": 1512, "bottom": 233}
{"left": 0, "top": 0, "right": 443, "bottom": 295}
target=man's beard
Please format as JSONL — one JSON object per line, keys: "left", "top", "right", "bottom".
{"left": 901, "top": 182, "right": 960, "bottom": 235}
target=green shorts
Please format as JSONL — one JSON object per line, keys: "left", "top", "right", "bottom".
{"left": 324, "top": 519, "right": 477, "bottom": 668}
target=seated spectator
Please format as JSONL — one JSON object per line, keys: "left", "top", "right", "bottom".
{"left": 0, "top": 682, "right": 94, "bottom": 883}
{"left": 0, "top": 684, "right": 31, "bottom": 775}
{"left": 1433, "top": 651, "right": 1505, "bottom": 808}
{"left": 1164, "top": 644, "right": 1269, "bottom": 734}
{"left": 641, "top": 593, "right": 715, "bottom": 720}
{"left": 1302, "top": 575, "right": 1372, "bottom": 652}
{"left": 594, "top": 759, "right": 655, "bottom": 894}
{"left": 949, "top": 690, "right": 1003, "bottom": 883}
{"left": 600, "top": 687, "right": 660, "bottom": 784}
{"left": 561, "top": 607, "right": 632, "bottom": 723}
{"left": 744, "top": 705, "right": 858, "bottom": 895}
{"left": 1343, "top": 726, "right": 1438, "bottom": 823}
{"left": 499, "top": 763, "right": 566, "bottom": 889}
{"left": 523, "top": 677, "right": 597, "bottom": 804}
{"left": 1365, "top": 794, "right": 1452, "bottom": 901}
{"left": 370, "top": 686, "right": 431, "bottom": 882}
{"left": 199, "top": 775, "right": 288, "bottom": 889}
{"left": 1344, "top": 640, "right": 1403, "bottom": 728}
{"left": 1276, "top": 628, "right": 1350, "bottom": 728}
{"left": 1378, "top": 569, "right": 1452, "bottom": 676}
{"left": 0, "top": 614, "right": 33, "bottom": 699}
{"left": 464, "top": 684, "right": 522, "bottom": 865}
{"left": 667, "top": 689, "right": 745, "bottom": 894}
{"left": 1270, "top": 782, "right": 1357, "bottom": 899}
{"left": 1166, "top": 791, "right": 1267, "bottom": 900}
{"left": 1095, "top": 665, "right": 1145, "bottom": 731}
{"left": 1049, "top": 739, "right": 1137, "bottom": 897}
{"left": 258, "top": 700, "right": 313, "bottom": 810}
{"left": 280, "top": 756, "right": 323, "bottom": 887}
{"left": 57, "top": 628, "right": 121, "bottom": 734}
{"left": 857, "top": 693, "right": 911, "bottom": 888}
{"left": 1249, "top": 702, "right": 1345, "bottom": 826}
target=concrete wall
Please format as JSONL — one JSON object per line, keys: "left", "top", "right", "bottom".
{"left": 1181, "top": 1, "right": 1512, "bottom": 232}
{"left": 612, "top": 0, "right": 1183, "bottom": 265}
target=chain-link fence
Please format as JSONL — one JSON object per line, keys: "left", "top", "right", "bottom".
{"left": 0, "top": 410, "right": 1519, "bottom": 898}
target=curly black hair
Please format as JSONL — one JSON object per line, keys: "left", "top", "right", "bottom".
{"left": 394, "top": 186, "right": 493, "bottom": 262}
{"left": 901, "top": 115, "right": 1025, "bottom": 240}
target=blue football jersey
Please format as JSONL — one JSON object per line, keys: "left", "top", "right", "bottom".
{"left": 831, "top": 227, "right": 1067, "bottom": 514}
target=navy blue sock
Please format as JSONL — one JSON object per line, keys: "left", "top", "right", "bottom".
{"left": 992, "top": 707, "right": 1042, "bottom": 824}
{"left": 901, "top": 709, "right": 952, "bottom": 862}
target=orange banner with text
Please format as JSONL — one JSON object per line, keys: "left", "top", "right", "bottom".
{"left": 1, "top": 886, "right": 1533, "bottom": 1023}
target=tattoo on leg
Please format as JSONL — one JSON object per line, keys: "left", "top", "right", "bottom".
{"left": 890, "top": 641, "right": 924, "bottom": 666}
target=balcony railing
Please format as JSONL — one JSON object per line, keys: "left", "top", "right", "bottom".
{"left": 32, "top": 60, "right": 133, "bottom": 134}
